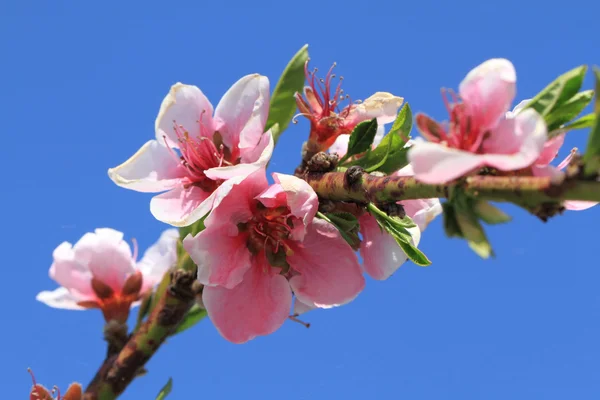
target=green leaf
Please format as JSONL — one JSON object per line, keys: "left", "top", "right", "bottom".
{"left": 473, "top": 201, "right": 512, "bottom": 225}
{"left": 453, "top": 196, "right": 494, "bottom": 259}
{"left": 133, "top": 292, "right": 153, "bottom": 332}
{"left": 155, "top": 378, "right": 173, "bottom": 400}
{"left": 454, "top": 211, "right": 493, "bottom": 259}
{"left": 367, "top": 204, "right": 431, "bottom": 266}
{"left": 583, "top": 67, "right": 600, "bottom": 175}
{"left": 344, "top": 118, "right": 378, "bottom": 159}
{"left": 442, "top": 202, "right": 463, "bottom": 238}
{"left": 318, "top": 212, "right": 361, "bottom": 249}
{"left": 562, "top": 113, "right": 595, "bottom": 132}
{"left": 546, "top": 90, "right": 594, "bottom": 132}
{"left": 178, "top": 216, "right": 206, "bottom": 242}
{"left": 524, "top": 79, "right": 565, "bottom": 117}
{"left": 173, "top": 304, "right": 207, "bottom": 335}
{"left": 386, "top": 103, "right": 413, "bottom": 143}
{"left": 325, "top": 212, "right": 359, "bottom": 232}
{"left": 265, "top": 44, "right": 309, "bottom": 143}
{"left": 346, "top": 131, "right": 409, "bottom": 173}
{"left": 524, "top": 65, "right": 588, "bottom": 117}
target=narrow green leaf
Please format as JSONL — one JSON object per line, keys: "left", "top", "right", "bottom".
{"left": 173, "top": 304, "right": 208, "bottom": 335}
{"left": 367, "top": 204, "right": 431, "bottom": 266}
{"left": 134, "top": 292, "right": 153, "bottom": 332}
{"left": 442, "top": 202, "right": 463, "bottom": 238}
{"left": 454, "top": 207, "right": 493, "bottom": 259}
{"left": 473, "top": 201, "right": 512, "bottom": 225}
{"left": 179, "top": 216, "right": 206, "bottom": 242}
{"left": 364, "top": 136, "right": 393, "bottom": 173}
{"left": 562, "top": 113, "right": 595, "bottom": 132}
{"left": 155, "top": 378, "right": 173, "bottom": 400}
{"left": 318, "top": 212, "right": 360, "bottom": 249}
{"left": 345, "top": 118, "right": 378, "bottom": 159}
{"left": 583, "top": 67, "right": 600, "bottom": 175}
{"left": 525, "top": 65, "right": 588, "bottom": 116}
{"left": 346, "top": 131, "right": 409, "bottom": 173}
{"left": 546, "top": 90, "right": 594, "bottom": 132}
{"left": 387, "top": 103, "right": 413, "bottom": 143}
{"left": 265, "top": 44, "right": 309, "bottom": 143}
{"left": 326, "top": 212, "right": 359, "bottom": 232}
{"left": 149, "top": 270, "right": 171, "bottom": 315}
{"left": 524, "top": 79, "right": 565, "bottom": 117}
{"left": 554, "top": 65, "right": 588, "bottom": 107}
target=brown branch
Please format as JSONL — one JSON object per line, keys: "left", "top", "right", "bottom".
{"left": 82, "top": 270, "right": 199, "bottom": 400}
{"left": 304, "top": 168, "right": 600, "bottom": 206}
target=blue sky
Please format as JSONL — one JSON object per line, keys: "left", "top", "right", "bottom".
{"left": 2, "top": 0, "right": 600, "bottom": 399}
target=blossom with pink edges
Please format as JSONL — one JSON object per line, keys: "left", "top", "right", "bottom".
{"left": 183, "top": 170, "right": 365, "bottom": 344}
{"left": 109, "top": 75, "right": 274, "bottom": 227}
{"left": 408, "top": 59, "right": 548, "bottom": 184}
{"left": 36, "top": 228, "right": 178, "bottom": 323}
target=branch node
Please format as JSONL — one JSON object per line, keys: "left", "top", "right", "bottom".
{"left": 344, "top": 166, "right": 364, "bottom": 191}
{"left": 306, "top": 152, "right": 339, "bottom": 173}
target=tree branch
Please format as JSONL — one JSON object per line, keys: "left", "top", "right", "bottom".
{"left": 304, "top": 169, "right": 600, "bottom": 206}
{"left": 82, "top": 270, "right": 198, "bottom": 400}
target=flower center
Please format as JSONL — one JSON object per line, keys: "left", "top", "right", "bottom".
{"left": 441, "top": 90, "right": 488, "bottom": 153}
{"left": 241, "top": 204, "right": 296, "bottom": 272}
{"left": 164, "top": 117, "right": 239, "bottom": 192}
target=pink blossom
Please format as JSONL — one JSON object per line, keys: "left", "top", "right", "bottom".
{"left": 531, "top": 134, "right": 597, "bottom": 211}
{"left": 408, "top": 59, "right": 548, "bottom": 184}
{"left": 36, "top": 228, "right": 179, "bottom": 323}
{"left": 183, "top": 170, "right": 365, "bottom": 343}
{"left": 506, "top": 98, "right": 597, "bottom": 211}
{"left": 108, "top": 75, "right": 274, "bottom": 227}
{"left": 295, "top": 61, "right": 403, "bottom": 151}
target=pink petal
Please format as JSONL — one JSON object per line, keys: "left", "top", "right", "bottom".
{"left": 531, "top": 165, "right": 563, "bottom": 179}
{"left": 345, "top": 92, "right": 404, "bottom": 127}
{"left": 303, "top": 86, "right": 323, "bottom": 114}
{"left": 204, "top": 169, "right": 269, "bottom": 229}
{"left": 149, "top": 185, "right": 212, "bottom": 227}
{"left": 36, "top": 287, "right": 85, "bottom": 310}
{"left": 239, "top": 129, "right": 274, "bottom": 165}
{"left": 402, "top": 198, "right": 443, "bottom": 231}
{"left": 72, "top": 228, "right": 136, "bottom": 293}
{"left": 155, "top": 83, "right": 215, "bottom": 147}
{"left": 564, "top": 201, "right": 597, "bottom": 211}
{"left": 49, "top": 242, "right": 94, "bottom": 298}
{"left": 108, "top": 140, "right": 187, "bottom": 193}
{"left": 483, "top": 109, "right": 547, "bottom": 171}
{"left": 408, "top": 142, "right": 485, "bottom": 184}
{"left": 373, "top": 124, "right": 386, "bottom": 147}
{"left": 214, "top": 74, "right": 270, "bottom": 153}
{"left": 202, "top": 256, "right": 292, "bottom": 344}
{"left": 207, "top": 131, "right": 273, "bottom": 180}
{"left": 183, "top": 223, "right": 252, "bottom": 289}
{"left": 137, "top": 229, "right": 179, "bottom": 293}
{"left": 536, "top": 134, "right": 565, "bottom": 166}
{"left": 329, "top": 134, "right": 350, "bottom": 157}
{"left": 459, "top": 59, "right": 516, "bottom": 131}
{"left": 509, "top": 99, "right": 532, "bottom": 116}
{"left": 293, "top": 298, "right": 317, "bottom": 316}
{"left": 288, "top": 219, "right": 365, "bottom": 308}
{"left": 359, "top": 214, "right": 421, "bottom": 280}
{"left": 392, "top": 165, "right": 443, "bottom": 230}
{"left": 274, "top": 173, "right": 318, "bottom": 221}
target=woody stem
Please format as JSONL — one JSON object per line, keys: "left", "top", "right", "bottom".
{"left": 304, "top": 170, "right": 600, "bottom": 206}
{"left": 82, "top": 254, "right": 199, "bottom": 400}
